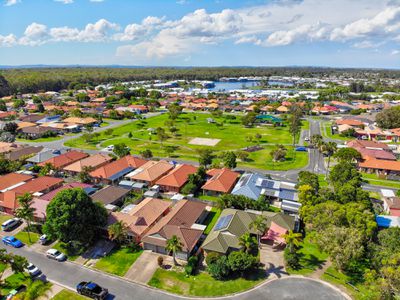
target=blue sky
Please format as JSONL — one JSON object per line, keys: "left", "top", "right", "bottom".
{"left": 0, "top": 0, "right": 399, "bottom": 68}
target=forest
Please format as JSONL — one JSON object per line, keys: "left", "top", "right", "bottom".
{"left": 1, "top": 66, "right": 400, "bottom": 96}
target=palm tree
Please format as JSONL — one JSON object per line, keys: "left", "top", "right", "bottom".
{"left": 282, "top": 230, "right": 302, "bottom": 254}
{"left": 238, "top": 232, "right": 257, "bottom": 254}
{"left": 320, "top": 141, "right": 337, "bottom": 176}
{"left": 15, "top": 193, "right": 35, "bottom": 243}
{"left": 250, "top": 215, "right": 268, "bottom": 247}
{"left": 20, "top": 279, "right": 51, "bottom": 300}
{"left": 108, "top": 221, "right": 129, "bottom": 245}
{"left": 166, "top": 235, "right": 183, "bottom": 266}
{"left": 310, "top": 134, "right": 323, "bottom": 149}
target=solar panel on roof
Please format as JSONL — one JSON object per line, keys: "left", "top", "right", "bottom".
{"left": 214, "top": 214, "right": 233, "bottom": 231}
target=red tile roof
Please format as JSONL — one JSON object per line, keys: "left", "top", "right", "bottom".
{"left": 39, "top": 182, "right": 92, "bottom": 201}
{"left": 38, "top": 150, "right": 89, "bottom": 169}
{"left": 90, "top": 156, "right": 147, "bottom": 179}
{"left": 11, "top": 176, "right": 63, "bottom": 194}
{"left": 156, "top": 164, "right": 198, "bottom": 188}
{"left": 359, "top": 159, "right": 400, "bottom": 172}
{"left": 0, "top": 173, "right": 33, "bottom": 191}
{"left": 202, "top": 168, "right": 240, "bottom": 193}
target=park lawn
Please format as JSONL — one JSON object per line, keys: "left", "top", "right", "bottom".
{"left": 66, "top": 112, "right": 307, "bottom": 170}
{"left": 203, "top": 208, "right": 221, "bottom": 235}
{"left": 0, "top": 273, "right": 30, "bottom": 295}
{"left": 302, "top": 120, "right": 310, "bottom": 130}
{"left": 322, "top": 266, "right": 377, "bottom": 300}
{"left": 100, "top": 121, "right": 110, "bottom": 127}
{"left": 0, "top": 214, "right": 12, "bottom": 224}
{"left": 16, "top": 136, "right": 63, "bottom": 143}
{"left": 52, "top": 289, "right": 89, "bottom": 300}
{"left": 94, "top": 246, "right": 143, "bottom": 276}
{"left": 14, "top": 231, "right": 39, "bottom": 246}
{"left": 361, "top": 172, "right": 400, "bottom": 189}
{"left": 148, "top": 268, "right": 266, "bottom": 297}
{"left": 286, "top": 235, "right": 329, "bottom": 275}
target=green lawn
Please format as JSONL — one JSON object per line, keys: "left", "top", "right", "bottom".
{"left": 361, "top": 172, "right": 400, "bottom": 189}
{"left": 322, "top": 266, "right": 377, "bottom": 300}
{"left": 52, "top": 289, "right": 88, "bottom": 300}
{"left": 0, "top": 214, "right": 12, "bottom": 224}
{"left": 17, "top": 136, "right": 63, "bottom": 143}
{"left": 286, "top": 235, "right": 329, "bottom": 275}
{"left": 100, "top": 121, "right": 110, "bottom": 127}
{"left": 14, "top": 231, "right": 40, "bottom": 246}
{"left": 148, "top": 268, "right": 265, "bottom": 297}
{"left": 65, "top": 112, "right": 308, "bottom": 170}
{"left": 197, "top": 194, "right": 220, "bottom": 202}
{"left": 94, "top": 246, "right": 143, "bottom": 276}
{"left": 203, "top": 208, "right": 221, "bottom": 235}
{"left": 321, "top": 122, "right": 351, "bottom": 141}
{"left": 0, "top": 273, "right": 30, "bottom": 295}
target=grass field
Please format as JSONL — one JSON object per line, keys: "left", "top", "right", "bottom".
{"left": 52, "top": 289, "right": 88, "bottom": 300}
{"left": 66, "top": 112, "right": 308, "bottom": 170}
{"left": 286, "top": 235, "right": 329, "bottom": 275}
{"left": 362, "top": 172, "right": 400, "bottom": 189}
{"left": 17, "top": 136, "right": 63, "bottom": 143}
{"left": 14, "top": 231, "right": 40, "bottom": 246}
{"left": 148, "top": 268, "right": 265, "bottom": 297}
{"left": 0, "top": 214, "right": 12, "bottom": 224}
{"left": 321, "top": 122, "right": 351, "bottom": 142}
{"left": 1, "top": 273, "right": 30, "bottom": 295}
{"left": 94, "top": 246, "right": 143, "bottom": 276}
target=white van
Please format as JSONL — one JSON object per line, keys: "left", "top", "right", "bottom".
{"left": 1, "top": 218, "right": 21, "bottom": 231}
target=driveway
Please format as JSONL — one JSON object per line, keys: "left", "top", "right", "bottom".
{"left": 260, "top": 245, "right": 288, "bottom": 279}
{"left": 125, "top": 250, "right": 172, "bottom": 284}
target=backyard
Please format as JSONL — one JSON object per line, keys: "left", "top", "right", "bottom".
{"left": 65, "top": 112, "right": 308, "bottom": 170}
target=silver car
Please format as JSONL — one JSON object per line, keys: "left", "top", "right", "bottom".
{"left": 46, "top": 249, "right": 66, "bottom": 261}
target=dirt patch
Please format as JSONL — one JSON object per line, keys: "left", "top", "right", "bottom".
{"left": 189, "top": 137, "right": 221, "bottom": 146}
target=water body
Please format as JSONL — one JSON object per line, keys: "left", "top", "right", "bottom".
{"left": 209, "top": 80, "right": 294, "bottom": 92}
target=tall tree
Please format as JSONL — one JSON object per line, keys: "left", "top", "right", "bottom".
{"left": 238, "top": 232, "right": 257, "bottom": 254}
{"left": 166, "top": 235, "right": 183, "bottom": 266}
{"left": 108, "top": 221, "right": 129, "bottom": 245}
{"left": 250, "top": 215, "right": 268, "bottom": 246}
{"left": 288, "top": 104, "right": 303, "bottom": 149}
{"left": 43, "top": 188, "right": 107, "bottom": 245}
{"left": 320, "top": 141, "right": 337, "bottom": 176}
{"left": 282, "top": 230, "right": 302, "bottom": 254}
{"left": 222, "top": 151, "right": 237, "bottom": 169}
{"left": 15, "top": 193, "right": 35, "bottom": 243}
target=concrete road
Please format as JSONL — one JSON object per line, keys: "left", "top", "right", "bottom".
{"left": 2, "top": 245, "right": 348, "bottom": 300}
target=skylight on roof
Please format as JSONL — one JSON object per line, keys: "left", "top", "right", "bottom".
{"left": 214, "top": 214, "right": 233, "bottom": 231}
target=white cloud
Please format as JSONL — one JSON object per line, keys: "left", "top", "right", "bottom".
{"left": 392, "top": 49, "right": 400, "bottom": 55}
{"left": 0, "top": 34, "right": 17, "bottom": 47}
{"left": 54, "top": 0, "right": 74, "bottom": 4}
{"left": 235, "top": 35, "right": 261, "bottom": 45}
{"left": 89, "top": 0, "right": 104, "bottom": 2}
{"left": 114, "top": 16, "right": 165, "bottom": 41}
{"left": 352, "top": 40, "right": 385, "bottom": 49}
{"left": 4, "top": 0, "right": 20, "bottom": 6}
{"left": 19, "top": 23, "right": 49, "bottom": 46}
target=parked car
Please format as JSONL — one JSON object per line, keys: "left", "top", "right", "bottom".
{"left": 46, "top": 249, "right": 66, "bottom": 261}
{"left": 2, "top": 236, "right": 23, "bottom": 248}
{"left": 304, "top": 136, "right": 310, "bottom": 141}
{"left": 1, "top": 218, "right": 21, "bottom": 231}
{"left": 39, "top": 234, "right": 49, "bottom": 245}
{"left": 105, "top": 145, "right": 114, "bottom": 151}
{"left": 6, "top": 285, "right": 26, "bottom": 300}
{"left": 76, "top": 281, "right": 109, "bottom": 299}
{"left": 295, "top": 146, "right": 308, "bottom": 152}
{"left": 26, "top": 263, "right": 41, "bottom": 277}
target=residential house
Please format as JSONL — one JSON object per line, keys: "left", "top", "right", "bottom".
{"left": 142, "top": 200, "right": 208, "bottom": 260}
{"left": 39, "top": 183, "right": 95, "bottom": 202}
{"left": 347, "top": 140, "right": 396, "bottom": 161}
{"left": 381, "top": 189, "right": 400, "bottom": 217}
{"left": 3, "top": 146, "right": 43, "bottom": 161}
{"left": 156, "top": 164, "right": 198, "bottom": 193}
{"left": 62, "top": 117, "right": 98, "bottom": 126}
{"left": 20, "top": 126, "right": 60, "bottom": 139}
{"left": 38, "top": 150, "right": 89, "bottom": 170}
{"left": 202, "top": 208, "right": 295, "bottom": 255}
{"left": 201, "top": 168, "right": 240, "bottom": 196}
{"left": 125, "top": 160, "right": 174, "bottom": 187}
{"left": 26, "top": 148, "right": 63, "bottom": 164}
{"left": 0, "top": 173, "right": 33, "bottom": 192}
{"left": 0, "top": 176, "right": 63, "bottom": 214}
{"left": 90, "top": 156, "right": 147, "bottom": 184}
{"left": 63, "top": 153, "right": 112, "bottom": 175}
{"left": 108, "top": 198, "right": 171, "bottom": 242}
{"left": 91, "top": 185, "right": 131, "bottom": 206}
{"left": 231, "top": 173, "right": 266, "bottom": 200}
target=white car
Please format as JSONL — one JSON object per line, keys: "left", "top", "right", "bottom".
{"left": 46, "top": 249, "right": 66, "bottom": 261}
{"left": 105, "top": 145, "right": 114, "bottom": 151}
{"left": 39, "top": 234, "right": 48, "bottom": 245}
{"left": 1, "top": 218, "right": 21, "bottom": 231}
{"left": 26, "top": 263, "right": 41, "bottom": 277}
{"left": 304, "top": 137, "right": 310, "bottom": 141}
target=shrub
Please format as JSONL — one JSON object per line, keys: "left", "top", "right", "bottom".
{"left": 284, "top": 248, "right": 300, "bottom": 269}
{"left": 185, "top": 256, "right": 198, "bottom": 276}
{"left": 205, "top": 252, "right": 221, "bottom": 266}
{"left": 227, "top": 251, "right": 257, "bottom": 274}
{"left": 157, "top": 256, "right": 164, "bottom": 267}
{"left": 208, "top": 256, "right": 230, "bottom": 280}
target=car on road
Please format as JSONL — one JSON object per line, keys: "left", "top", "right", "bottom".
{"left": 1, "top": 218, "right": 22, "bottom": 231}
{"left": 46, "top": 249, "right": 66, "bottom": 261}
{"left": 105, "top": 145, "right": 114, "bottom": 151}
{"left": 26, "top": 263, "right": 41, "bottom": 277}
{"left": 6, "top": 285, "right": 26, "bottom": 300}
{"left": 39, "top": 234, "right": 49, "bottom": 245}
{"left": 295, "top": 146, "right": 308, "bottom": 152}
{"left": 76, "top": 281, "right": 109, "bottom": 299}
{"left": 304, "top": 136, "right": 310, "bottom": 141}
{"left": 2, "top": 236, "right": 23, "bottom": 248}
